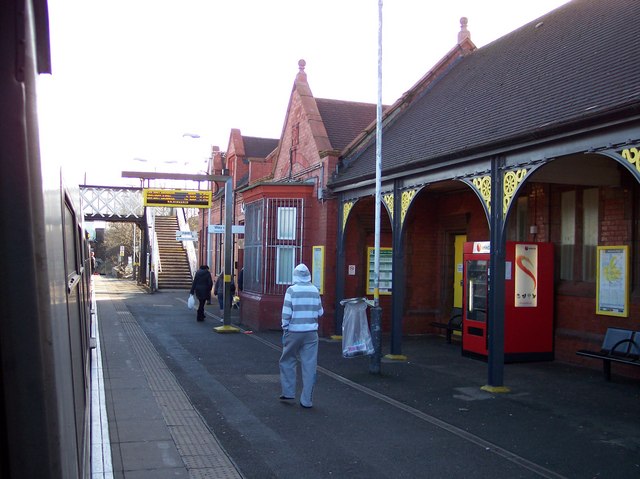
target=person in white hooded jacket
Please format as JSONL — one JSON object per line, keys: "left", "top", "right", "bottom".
{"left": 279, "top": 263, "right": 323, "bottom": 408}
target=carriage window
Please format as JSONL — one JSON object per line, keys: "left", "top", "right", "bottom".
{"left": 64, "top": 204, "right": 78, "bottom": 277}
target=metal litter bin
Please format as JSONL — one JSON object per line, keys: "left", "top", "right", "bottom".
{"left": 339, "top": 297, "right": 375, "bottom": 358}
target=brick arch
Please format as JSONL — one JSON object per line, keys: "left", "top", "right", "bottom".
{"left": 399, "top": 181, "right": 489, "bottom": 333}
{"left": 339, "top": 196, "right": 394, "bottom": 327}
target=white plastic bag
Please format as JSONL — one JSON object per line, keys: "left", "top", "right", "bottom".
{"left": 187, "top": 294, "right": 195, "bottom": 310}
{"left": 341, "top": 298, "right": 374, "bottom": 358}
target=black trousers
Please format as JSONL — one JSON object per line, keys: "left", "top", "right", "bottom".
{"left": 197, "top": 297, "right": 206, "bottom": 320}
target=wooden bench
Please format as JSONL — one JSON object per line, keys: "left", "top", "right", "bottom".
{"left": 576, "top": 327, "right": 640, "bottom": 381}
{"left": 431, "top": 313, "right": 462, "bottom": 344}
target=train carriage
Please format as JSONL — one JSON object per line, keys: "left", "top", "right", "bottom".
{"left": 0, "top": 1, "right": 93, "bottom": 477}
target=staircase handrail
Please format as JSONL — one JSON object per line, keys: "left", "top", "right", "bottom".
{"left": 147, "top": 207, "right": 160, "bottom": 291}
{"left": 177, "top": 208, "right": 198, "bottom": 278}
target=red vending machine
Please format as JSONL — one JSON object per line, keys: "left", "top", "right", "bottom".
{"left": 462, "top": 241, "right": 554, "bottom": 362}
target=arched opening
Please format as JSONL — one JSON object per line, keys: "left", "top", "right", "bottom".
{"left": 503, "top": 153, "right": 640, "bottom": 369}
{"left": 402, "top": 180, "right": 488, "bottom": 333}
{"left": 342, "top": 196, "right": 393, "bottom": 329}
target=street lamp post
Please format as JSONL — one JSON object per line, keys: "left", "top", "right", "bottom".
{"left": 181, "top": 132, "right": 216, "bottom": 268}
{"left": 122, "top": 169, "right": 237, "bottom": 332}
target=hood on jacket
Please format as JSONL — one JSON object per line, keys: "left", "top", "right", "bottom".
{"left": 292, "top": 264, "right": 311, "bottom": 284}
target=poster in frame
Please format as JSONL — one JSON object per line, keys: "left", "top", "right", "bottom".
{"left": 596, "top": 245, "right": 629, "bottom": 317}
{"left": 312, "top": 245, "right": 324, "bottom": 295}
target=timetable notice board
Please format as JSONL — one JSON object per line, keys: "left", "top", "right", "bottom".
{"left": 366, "top": 247, "right": 392, "bottom": 295}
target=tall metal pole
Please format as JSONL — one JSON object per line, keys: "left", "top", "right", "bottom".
{"left": 215, "top": 177, "right": 240, "bottom": 333}
{"left": 207, "top": 207, "right": 212, "bottom": 268}
{"left": 132, "top": 222, "right": 136, "bottom": 281}
{"left": 369, "top": 0, "right": 383, "bottom": 374}
{"left": 485, "top": 156, "right": 508, "bottom": 391}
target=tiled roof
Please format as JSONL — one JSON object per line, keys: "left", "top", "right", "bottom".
{"left": 333, "top": 0, "right": 640, "bottom": 186}
{"left": 315, "top": 98, "right": 381, "bottom": 151}
{"left": 243, "top": 136, "right": 279, "bottom": 159}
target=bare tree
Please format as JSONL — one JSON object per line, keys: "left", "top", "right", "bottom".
{"left": 104, "top": 222, "right": 137, "bottom": 266}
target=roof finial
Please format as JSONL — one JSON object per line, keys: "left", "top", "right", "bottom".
{"left": 296, "top": 59, "right": 307, "bottom": 81}
{"left": 458, "top": 17, "right": 470, "bottom": 43}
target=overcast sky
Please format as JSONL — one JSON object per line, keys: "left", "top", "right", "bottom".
{"left": 36, "top": 0, "right": 570, "bottom": 187}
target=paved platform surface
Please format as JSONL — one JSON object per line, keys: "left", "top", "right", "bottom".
{"left": 92, "top": 277, "right": 640, "bottom": 478}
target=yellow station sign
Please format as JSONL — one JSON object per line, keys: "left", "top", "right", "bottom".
{"left": 143, "top": 189, "right": 212, "bottom": 208}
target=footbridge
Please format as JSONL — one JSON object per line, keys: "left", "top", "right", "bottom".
{"left": 79, "top": 172, "right": 236, "bottom": 329}
{"left": 80, "top": 185, "right": 144, "bottom": 222}
{"left": 79, "top": 185, "right": 192, "bottom": 289}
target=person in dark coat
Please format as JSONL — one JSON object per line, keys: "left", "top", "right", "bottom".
{"left": 190, "top": 265, "right": 213, "bottom": 322}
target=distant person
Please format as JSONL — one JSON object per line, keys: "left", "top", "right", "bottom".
{"left": 214, "top": 271, "right": 236, "bottom": 312}
{"left": 279, "top": 263, "right": 323, "bottom": 408}
{"left": 190, "top": 265, "right": 213, "bottom": 322}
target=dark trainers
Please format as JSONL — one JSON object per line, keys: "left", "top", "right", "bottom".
{"left": 279, "top": 395, "right": 294, "bottom": 401}
{"left": 300, "top": 403, "right": 312, "bottom": 409}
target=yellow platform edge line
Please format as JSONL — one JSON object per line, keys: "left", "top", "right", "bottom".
{"left": 481, "top": 385, "right": 511, "bottom": 394}
{"left": 384, "top": 354, "right": 408, "bottom": 361}
{"left": 214, "top": 325, "right": 241, "bottom": 334}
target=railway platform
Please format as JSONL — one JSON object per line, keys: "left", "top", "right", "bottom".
{"left": 91, "top": 276, "right": 640, "bottom": 478}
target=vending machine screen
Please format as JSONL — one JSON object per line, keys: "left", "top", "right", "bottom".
{"left": 466, "top": 260, "right": 488, "bottom": 322}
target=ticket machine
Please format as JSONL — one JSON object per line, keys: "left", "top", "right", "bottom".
{"left": 462, "top": 241, "right": 554, "bottom": 362}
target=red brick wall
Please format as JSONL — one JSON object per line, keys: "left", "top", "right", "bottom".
{"left": 549, "top": 181, "right": 639, "bottom": 378}
{"left": 342, "top": 187, "right": 489, "bottom": 336}
{"left": 273, "top": 93, "right": 320, "bottom": 181}
{"left": 299, "top": 195, "right": 339, "bottom": 337}
{"left": 248, "top": 159, "right": 273, "bottom": 183}
{"left": 234, "top": 81, "right": 339, "bottom": 333}
{"left": 402, "top": 188, "right": 489, "bottom": 334}
{"left": 240, "top": 292, "right": 283, "bottom": 331}
{"left": 342, "top": 197, "right": 394, "bottom": 330}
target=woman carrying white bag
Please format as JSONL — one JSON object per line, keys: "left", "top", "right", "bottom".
{"left": 189, "top": 265, "right": 213, "bottom": 322}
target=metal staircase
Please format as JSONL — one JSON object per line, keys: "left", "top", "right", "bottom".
{"left": 155, "top": 216, "right": 193, "bottom": 289}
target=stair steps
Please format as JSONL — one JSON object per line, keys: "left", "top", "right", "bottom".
{"left": 155, "top": 216, "right": 193, "bottom": 289}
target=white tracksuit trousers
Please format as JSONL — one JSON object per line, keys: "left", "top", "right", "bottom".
{"left": 279, "top": 330, "right": 318, "bottom": 407}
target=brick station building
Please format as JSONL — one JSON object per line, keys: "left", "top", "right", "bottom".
{"left": 201, "top": 60, "right": 381, "bottom": 337}
{"left": 201, "top": 0, "right": 640, "bottom": 379}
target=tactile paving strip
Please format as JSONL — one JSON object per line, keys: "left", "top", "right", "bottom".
{"left": 112, "top": 300, "right": 243, "bottom": 478}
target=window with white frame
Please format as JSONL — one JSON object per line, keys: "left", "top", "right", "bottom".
{"left": 266, "top": 199, "right": 303, "bottom": 292}
{"left": 560, "top": 188, "right": 599, "bottom": 282}
{"left": 582, "top": 188, "right": 599, "bottom": 282}
{"left": 245, "top": 198, "right": 303, "bottom": 294}
{"left": 277, "top": 207, "right": 297, "bottom": 240}
{"left": 560, "top": 190, "right": 576, "bottom": 280}
{"left": 276, "top": 246, "right": 295, "bottom": 284}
